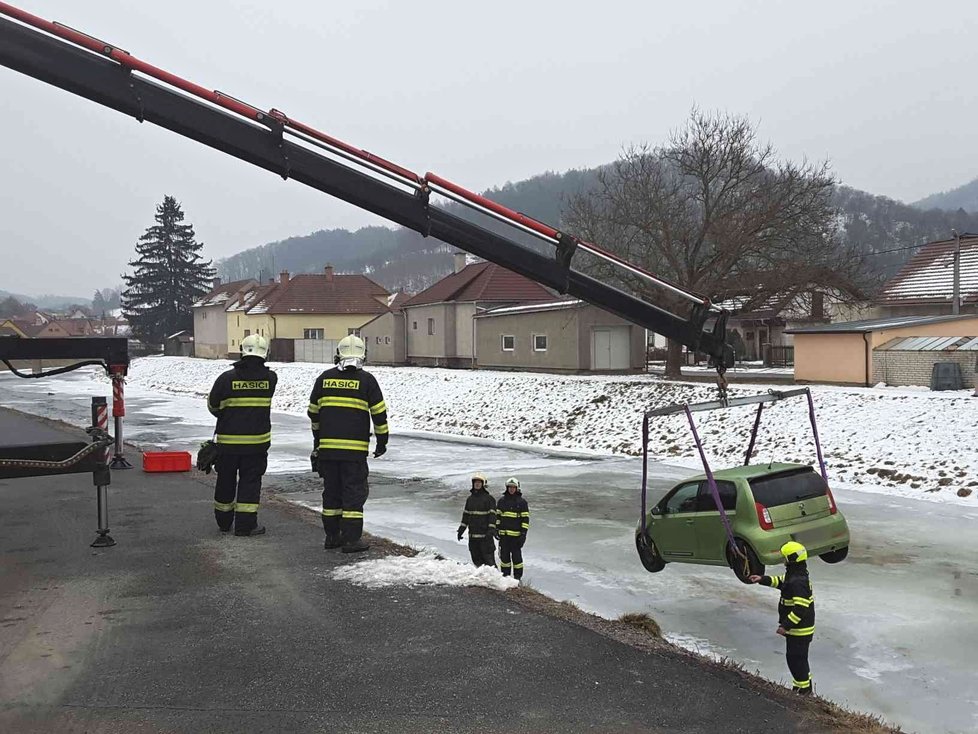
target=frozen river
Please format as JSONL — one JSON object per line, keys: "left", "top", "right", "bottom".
{"left": 2, "top": 369, "right": 976, "bottom": 733}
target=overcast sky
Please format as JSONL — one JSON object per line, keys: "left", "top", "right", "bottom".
{"left": 2, "top": 0, "right": 977, "bottom": 297}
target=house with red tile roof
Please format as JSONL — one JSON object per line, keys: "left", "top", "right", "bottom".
{"left": 224, "top": 266, "right": 391, "bottom": 359}
{"left": 401, "top": 253, "right": 553, "bottom": 367}
{"left": 876, "top": 234, "right": 978, "bottom": 318}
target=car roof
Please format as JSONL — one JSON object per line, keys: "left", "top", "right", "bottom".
{"left": 682, "top": 462, "right": 813, "bottom": 484}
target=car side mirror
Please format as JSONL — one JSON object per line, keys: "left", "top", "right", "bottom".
{"left": 651, "top": 506, "right": 662, "bottom": 516}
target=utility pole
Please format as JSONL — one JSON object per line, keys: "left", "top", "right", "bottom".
{"left": 950, "top": 229, "right": 961, "bottom": 315}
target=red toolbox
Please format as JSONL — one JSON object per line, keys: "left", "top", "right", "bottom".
{"left": 142, "top": 451, "right": 192, "bottom": 473}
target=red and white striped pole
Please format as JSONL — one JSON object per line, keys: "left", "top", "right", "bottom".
{"left": 109, "top": 365, "right": 132, "bottom": 469}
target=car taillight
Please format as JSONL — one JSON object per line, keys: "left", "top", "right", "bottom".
{"left": 826, "top": 488, "right": 838, "bottom": 515}
{"left": 755, "top": 502, "right": 774, "bottom": 530}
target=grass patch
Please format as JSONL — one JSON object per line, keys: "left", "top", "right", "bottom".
{"left": 619, "top": 612, "right": 662, "bottom": 638}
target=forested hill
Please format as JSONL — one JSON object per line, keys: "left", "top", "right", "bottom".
{"left": 218, "top": 167, "right": 978, "bottom": 294}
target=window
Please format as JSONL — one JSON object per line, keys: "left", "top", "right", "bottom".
{"left": 412, "top": 321, "right": 418, "bottom": 330}
{"left": 236, "top": 315, "right": 240, "bottom": 326}
{"left": 231, "top": 339, "right": 235, "bottom": 346}
{"left": 662, "top": 482, "right": 701, "bottom": 514}
{"left": 304, "top": 328, "right": 324, "bottom": 340}
{"left": 348, "top": 328, "right": 361, "bottom": 336}
{"left": 427, "top": 318, "right": 434, "bottom": 336}
{"left": 385, "top": 336, "right": 391, "bottom": 345}
{"left": 243, "top": 329, "right": 251, "bottom": 337}
{"left": 376, "top": 336, "right": 382, "bottom": 345}
{"left": 501, "top": 335, "right": 515, "bottom": 352}
{"left": 202, "top": 311, "right": 207, "bottom": 320}
{"left": 748, "top": 468, "right": 826, "bottom": 508}
{"left": 533, "top": 334, "right": 548, "bottom": 352}
{"left": 696, "top": 481, "right": 738, "bottom": 512}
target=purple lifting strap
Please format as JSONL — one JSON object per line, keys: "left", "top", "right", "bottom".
{"left": 684, "top": 405, "right": 743, "bottom": 558}
{"left": 744, "top": 402, "right": 764, "bottom": 466}
{"left": 641, "top": 413, "right": 650, "bottom": 535}
{"left": 806, "top": 389, "right": 829, "bottom": 483}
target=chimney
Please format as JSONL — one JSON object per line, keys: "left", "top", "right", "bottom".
{"left": 454, "top": 252, "right": 467, "bottom": 274}
{"left": 279, "top": 271, "right": 290, "bottom": 284}
{"left": 324, "top": 264, "right": 334, "bottom": 282}
{"left": 212, "top": 276, "right": 222, "bottom": 289}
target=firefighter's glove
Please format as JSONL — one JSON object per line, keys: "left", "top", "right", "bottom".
{"left": 310, "top": 450, "right": 318, "bottom": 473}
{"left": 457, "top": 526, "right": 465, "bottom": 542}
{"left": 196, "top": 440, "right": 218, "bottom": 475}
{"left": 373, "top": 441, "right": 387, "bottom": 458}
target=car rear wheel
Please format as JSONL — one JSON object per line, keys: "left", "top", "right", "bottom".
{"left": 727, "top": 540, "right": 764, "bottom": 583}
{"left": 819, "top": 546, "right": 849, "bottom": 564}
{"left": 636, "top": 532, "right": 666, "bottom": 573}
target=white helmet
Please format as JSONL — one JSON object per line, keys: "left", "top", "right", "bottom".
{"left": 240, "top": 334, "right": 269, "bottom": 360}
{"left": 335, "top": 334, "right": 366, "bottom": 370}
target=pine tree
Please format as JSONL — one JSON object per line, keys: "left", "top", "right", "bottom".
{"left": 92, "top": 289, "right": 107, "bottom": 317}
{"left": 122, "top": 196, "right": 215, "bottom": 345}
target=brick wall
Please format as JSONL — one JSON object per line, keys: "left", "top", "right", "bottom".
{"left": 873, "top": 350, "right": 978, "bottom": 388}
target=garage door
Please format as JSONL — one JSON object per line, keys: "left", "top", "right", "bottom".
{"left": 592, "top": 327, "right": 630, "bottom": 370}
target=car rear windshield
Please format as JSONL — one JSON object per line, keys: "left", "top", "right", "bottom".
{"left": 748, "top": 469, "right": 827, "bottom": 507}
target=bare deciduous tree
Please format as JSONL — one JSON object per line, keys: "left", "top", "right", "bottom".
{"left": 564, "top": 109, "right": 876, "bottom": 377}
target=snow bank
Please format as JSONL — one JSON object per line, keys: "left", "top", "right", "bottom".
{"left": 331, "top": 550, "right": 519, "bottom": 591}
{"left": 114, "top": 356, "right": 978, "bottom": 499}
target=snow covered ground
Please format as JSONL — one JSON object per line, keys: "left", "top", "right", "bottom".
{"left": 119, "top": 356, "right": 977, "bottom": 504}
{"left": 330, "top": 550, "right": 519, "bottom": 591}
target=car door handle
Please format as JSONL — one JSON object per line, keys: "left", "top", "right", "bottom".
{"left": 685, "top": 519, "right": 695, "bottom": 525}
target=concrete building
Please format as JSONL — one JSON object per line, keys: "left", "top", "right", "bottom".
{"left": 359, "top": 293, "right": 410, "bottom": 366}
{"left": 474, "top": 299, "right": 645, "bottom": 372}
{"left": 788, "top": 314, "right": 978, "bottom": 386}
{"left": 192, "top": 278, "right": 257, "bottom": 358}
{"left": 402, "top": 254, "right": 553, "bottom": 368}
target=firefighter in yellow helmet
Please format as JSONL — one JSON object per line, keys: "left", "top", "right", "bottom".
{"left": 307, "top": 334, "right": 388, "bottom": 553}
{"left": 206, "top": 334, "right": 277, "bottom": 536}
{"left": 749, "top": 541, "right": 816, "bottom": 694}
{"left": 457, "top": 472, "right": 497, "bottom": 568}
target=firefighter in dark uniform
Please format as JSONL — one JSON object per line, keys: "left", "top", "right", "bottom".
{"left": 207, "top": 334, "right": 277, "bottom": 537}
{"left": 308, "top": 335, "right": 388, "bottom": 553}
{"left": 496, "top": 476, "right": 529, "bottom": 580}
{"left": 457, "top": 473, "right": 496, "bottom": 568}
{"left": 749, "top": 541, "right": 816, "bottom": 694}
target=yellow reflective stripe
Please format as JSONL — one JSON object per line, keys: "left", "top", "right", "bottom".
{"left": 236, "top": 503, "right": 259, "bottom": 514}
{"left": 470, "top": 533, "right": 487, "bottom": 538}
{"left": 499, "top": 511, "right": 519, "bottom": 518}
{"left": 319, "top": 397, "right": 369, "bottom": 411}
{"left": 311, "top": 423, "right": 320, "bottom": 430}
{"left": 512, "top": 563, "right": 524, "bottom": 569}
{"left": 499, "top": 561, "right": 512, "bottom": 568}
{"left": 519, "top": 511, "right": 530, "bottom": 517}
{"left": 322, "top": 509, "right": 343, "bottom": 517}
{"left": 501, "top": 530, "right": 522, "bottom": 536}
{"left": 219, "top": 397, "right": 272, "bottom": 409}
{"left": 308, "top": 403, "right": 320, "bottom": 414}
{"left": 786, "top": 626, "right": 815, "bottom": 636}
{"left": 792, "top": 597, "right": 812, "bottom": 607}
{"left": 793, "top": 677, "right": 811, "bottom": 688}
{"left": 782, "top": 599, "right": 795, "bottom": 607}
{"left": 787, "top": 612, "right": 801, "bottom": 624}
{"left": 466, "top": 510, "right": 493, "bottom": 515}
{"left": 342, "top": 511, "right": 364, "bottom": 519}
{"left": 374, "top": 423, "right": 389, "bottom": 435}
{"left": 216, "top": 432, "right": 271, "bottom": 445}
{"left": 521, "top": 523, "right": 530, "bottom": 529}
{"left": 770, "top": 575, "right": 783, "bottom": 588}
{"left": 319, "top": 439, "right": 370, "bottom": 451}
{"left": 369, "top": 400, "right": 386, "bottom": 415}
{"left": 214, "top": 501, "right": 235, "bottom": 512}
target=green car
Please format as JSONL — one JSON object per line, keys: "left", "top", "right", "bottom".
{"left": 636, "top": 463, "right": 850, "bottom": 583}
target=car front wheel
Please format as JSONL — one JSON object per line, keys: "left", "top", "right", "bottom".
{"left": 819, "top": 546, "right": 849, "bottom": 564}
{"left": 636, "top": 532, "right": 666, "bottom": 573}
{"left": 727, "top": 540, "right": 764, "bottom": 583}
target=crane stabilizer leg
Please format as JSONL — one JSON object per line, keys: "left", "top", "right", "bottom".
{"left": 0, "top": 2, "right": 734, "bottom": 372}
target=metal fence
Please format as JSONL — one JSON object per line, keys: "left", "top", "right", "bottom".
{"left": 293, "top": 338, "right": 339, "bottom": 364}
{"left": 765, "top": 345, "right": 794, "bottom": 367}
